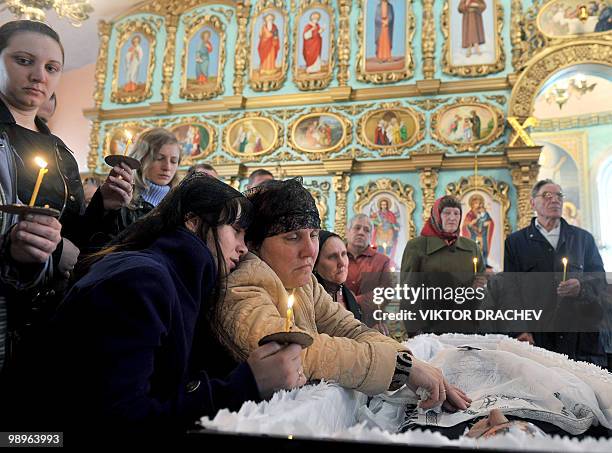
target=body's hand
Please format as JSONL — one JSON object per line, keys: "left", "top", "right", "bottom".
{"left": 516, "top": 332, "right": 534, "bottom": 345}
{"left": 100, "top": 163, "right": 134, "bottom": 210}
{"left": 557, "top": 278, "right": 580, "bottom": 298}
{"left": 247, "top": 342, "right": 306, "bottom": 399}
{"left": 408, "top": 356, "right": 471, "bottom": 411}
{"left": 9, "top": 214, "right": 62, "bottom": 264}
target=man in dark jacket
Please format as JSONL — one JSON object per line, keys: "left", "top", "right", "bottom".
{"left": 504, "top": 179, "right": 608, "bottom": 366}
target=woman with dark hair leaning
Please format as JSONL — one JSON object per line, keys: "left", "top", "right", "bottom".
{"left": 314, "top": 230, "right": 362, "bottom": 321}
{"left": 0, "top": 20, "right": 133, "bottom": 391}
{"left": 10, "top": 175, "right": 305, "bottom": 435}
{"left": 215, "top": 178, "right": 471, "bottom": 409}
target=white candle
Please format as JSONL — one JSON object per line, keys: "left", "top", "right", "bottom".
{"left": 285, "top": 293, "right": 295, "bottom": 332}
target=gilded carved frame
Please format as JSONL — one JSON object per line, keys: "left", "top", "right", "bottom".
{"left": 110, "top": 17, "right": 162, "bottom": 104}
{"left": 165, "top": 117, "right": 217, "bottom": 163}
{"left": 356, "top": 104, "right": 425, "bottom": 155}
{"left": 430, "top": 97, "right": 505, "bottom": 152}
{"left": 248, "top": 0, "right": 290, "bottom": 92}
{"left": 102, "top": 122, "right": 148, "bottom": 158}
{"left": 446, "top": 175, "right": 511, "bottom": 239}
{"left": 288, "top": 109, "right": 353, "bottom": 156}
{"left": 356, "top": 0, "right": 416, "bottom": 84}
{"left": 222, "top": 112, "right": 283, "bottom": 159}
{"left": 441, "top": 0, "right": 505, "bottom": 77}
{"left": 179, "top": 13, "right": 226, "bottom": 100}
{"left": 292, "top": 0, "right": 336, "bottom": 91}
{"left": 304, "top": 180, "right": 331, "bottom": 229}
{"left": 353, "top": 178, "right": 417, "bottom": 243}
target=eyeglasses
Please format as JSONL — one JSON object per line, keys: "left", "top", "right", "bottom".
{"left": 535, "top": 191, "right": 564, "bottom": 201}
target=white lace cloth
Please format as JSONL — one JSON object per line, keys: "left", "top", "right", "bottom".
{"left": 199, "top": 334, "right": 612, "bottom": 451}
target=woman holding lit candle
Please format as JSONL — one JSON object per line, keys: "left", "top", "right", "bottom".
{"left": 216, "top": 178, "right": 471, "bottom": 411}
{"left": 400, "top": 196, "right": 486, "bottom": 334}
{"left": 9, "top": 175, "right": 305, "bottom": 432}
{"left": 90, "top": 128, "right": 182, "bottom": 247}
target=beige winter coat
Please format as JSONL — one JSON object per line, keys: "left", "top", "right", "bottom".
{"left": 218, "top": 252, "right": 406, "bottom": 395}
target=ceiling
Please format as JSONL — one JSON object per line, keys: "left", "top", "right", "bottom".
{"left": 0, "top": 0, "right": 146, "bottom": 71}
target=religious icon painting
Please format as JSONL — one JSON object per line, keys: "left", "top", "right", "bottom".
{"left": 293, "top": 0, "right": 335, "bottom": 90}
{"left": 356, "top": 0, "right": 416, "bottom": 83}
{"left": 353, "top": 179, "right": 417, "bottom": 269}
{"left": 169, "top": 122, "right": 216, "bottom": 163}
{"left": 430, "top": 100, "right": 504, "bottom": 151}
{"left": 446, "top": 176, "right": 510, "bottom": 272}
{"left": 537, "top": 0, "right": 612, "bottom": 38}
{"left": 111, "top": 20, "right": 158, "bottom": 103}
{"left": 180, "top": 15, "right": 226, "bottom": 100}
{"left": 442, "top": 0, "right": 505, "bottom": 76}
{"left": 249, "top": 1, "right": 289, "bottom": 91}
{"left": 289, "top": 112, "right": 351, "bottom": 154}
{"left": 223, "top": 115, "right": 281, "bottom": 158}
{"left": 357, "top": 106, "right": 424, "bottom": 153}
{"left": 104, "top": 124, "right": 145, "bottom": 158}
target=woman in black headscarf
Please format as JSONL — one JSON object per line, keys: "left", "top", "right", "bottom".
{"left": 314, "top": 230, "right": 362, "bottom": 321}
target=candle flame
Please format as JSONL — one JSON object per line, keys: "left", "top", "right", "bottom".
{"left": 125, "top": 131, "right": 133, "bottom": 141}
{"left": 562, "top": 257, "right": 568, "bottom": 266}
{"left": 34, "top": 156, "right": 48, "bottom": 169}
{"left": 473, "top": 257, "right": 478, "bottom": 264}
{"left": 287, "top": 294, "right": 295, "bottom": 309}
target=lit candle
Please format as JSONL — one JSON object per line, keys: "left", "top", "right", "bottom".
{"left": 285, "top": 293, "right": 295, "bottom": 332}
{"left": 382, "top": 242, "right": 387, "bottom": 252}
{"left": 562, "top": 257, "right": 568, "bottom": 281}
{"left": 28, "top": 157, "right": 48, "bottom": 207}
{"left": 473, "top": 257, "right": 478, "bottom": 274}
{"left": 123, "top": 131, "right": 133, "bottom": 156}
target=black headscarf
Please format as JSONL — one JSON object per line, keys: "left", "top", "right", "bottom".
{"left": 245, "top": 177, "right": 321, "bottom": 247}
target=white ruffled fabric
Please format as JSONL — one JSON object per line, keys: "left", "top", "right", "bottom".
{"left": 199, "top": 334, "right": 612, "bottom": 451}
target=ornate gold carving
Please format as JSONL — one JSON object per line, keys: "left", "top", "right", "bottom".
{"left": 356, "top": 0, "right": 416, "bottom": 84}
{"left": 430, "top": 98, "right": 505, "bottom": 152}
{"left": 509, "top": 41, "right": 612, "bottom": 119}
{"left": 166, "top": 117, "right": 217, "bottom": 163}
{"left": 441, "top": 0, "right": 505, "bottom": 77}
{"left": 484, "top": 95, "right": 507, "bottom": 105}
{"left": 407, "top": 98, "right": 449, "bottom": 111}
{"left": 510, "top": 0, "right": 528, "bottom": 71}
{"left": 353, "top": 178, "right": 417, "bottom": 241}
{"left": 233, "top": 1, "right": 250, "bottom": 96}
{"left": 304, "top": 180, "right": 331, "bottom": 228}
{"left": 510, "top": 162, "right": 540, "bottom": 229}
{"left": 446, "top": 175, "right": 512, "bottom": 238}
{"left": 288, "top": 109, "right": 352, "bottom": 155}
{"left": 292, "top": 0, "right": 335, "bottom": 91}
{"left": 413, "top": 143, "right": 446, "bottom": 154}
{"left": 332, "top": 173, "right": 350, "bottom": 238}
{"left": 248, "top": 0, "right": 289, "bottom": 92}
{"left": 337, "top": 0, "right": 351, "bottom": 86}
{"left": 211, "top": 6, "right": 234, "bottom": 21}
{"left": 161, "top": 13, "right": 178, "bottom": 103}
{"left": 356, "top": 106, "right": 425, "bottom": 154}
{"left": 422, "top": 0, "right": 436, "bottom": 79}
{"left": 515, "top": 1, "right": 612, "bottom": 70}
{"left": 93, "top": 21, "right": 111, "bottom": 109}
{"left": 102, "top": 122, "right": 148, "bottom": 158}
{"left": 110, "top": 17, "right": 162, "bottom": 104}
{"left": 180, "top": 13, "right": 226, "bottom": 100}
{"left": 419, "top": 168, "right": 439, "bottom": 223}
{"left": 88, "top": 120, "right": 101, "bottom": 173}
{"left": 222, "top": 112, "right": 283, "bottom": 159}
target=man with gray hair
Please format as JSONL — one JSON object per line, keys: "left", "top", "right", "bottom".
{"left": 346, "top": 213, "right": 392, "bottom": 332}
{"left": 504, "top": 179, "right": 608, "bottom": 366}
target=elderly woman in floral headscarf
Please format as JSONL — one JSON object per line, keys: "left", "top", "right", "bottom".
{"left": 214, "top": 179, "right": 471, "bottom": 410}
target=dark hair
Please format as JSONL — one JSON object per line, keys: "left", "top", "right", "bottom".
{"left": 248, "top": 168, "right": 273, "bottom": 183}
{"left": 0, "top": 20, "right": 65, "bottom": 64}
{"left": 438, "top": 195, "right": 462, "bottom": 213}
{"left": 85, "top": 174, "right": 252, "bottom": 322}
{"left": 186, "top": 163, "right": 217, "bottom": 179}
